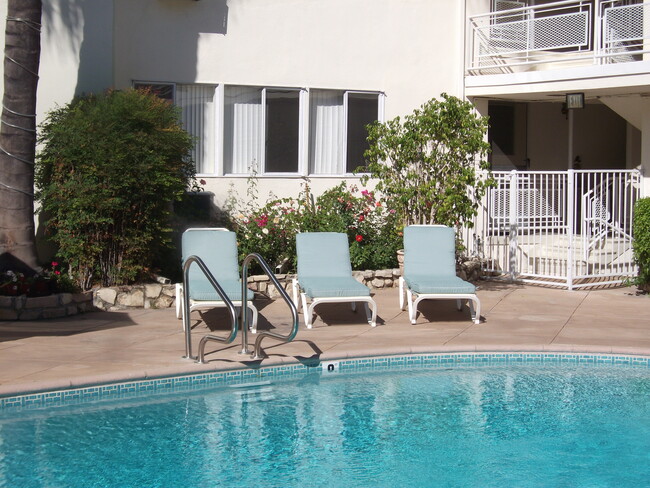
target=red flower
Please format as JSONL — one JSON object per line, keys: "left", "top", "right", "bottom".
{"left": 355, "top": 234, "right": 363, "bottom": 242}
{"left": 51, "top": 261, "right": 59, "bottom": 267}
{"left": 358, "top": 215, "right": 365, "bottom": 222}
{"left": 55, "top": 271, "right": 61, "bottom": 275}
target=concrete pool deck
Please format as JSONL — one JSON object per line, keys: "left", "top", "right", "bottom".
{"left": 0, "top": 281, "right": 648, "bottom": 397}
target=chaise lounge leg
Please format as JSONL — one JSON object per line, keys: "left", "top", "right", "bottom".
{"left": 302, "top": 293, "right": 313, "bottom": 329}
{"left": 470, "top": 298, "right": 481, "bottom": 325}
{"left": 365, "top": 301, "right": 377, "bottom": 327}
{"left": 407, "top": 289, "right": 417, "bottom": 325}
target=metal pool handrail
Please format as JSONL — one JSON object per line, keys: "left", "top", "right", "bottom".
{"left": 182, "top": 255, "right": 238, "bottom": 362}
{"left": 241, "top": 253, "right": 299, "bottom": 360}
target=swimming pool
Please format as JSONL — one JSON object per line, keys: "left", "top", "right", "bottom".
{"left": 1, "top": 353, "right": 650, "bottom": 487}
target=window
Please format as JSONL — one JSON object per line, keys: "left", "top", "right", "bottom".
{"left": 265, "top": 90, "right": 300, "bottom": 173}
{"left": 134, "top": 82, "right": 216, "bottom": 174}
{"left": 176, "top": 85, "right": 216, "bottom": 174}
{"left": 309, "top": 90, "right": 379, "bottom": 175}
{"left": 224, "top": 86, "right": 301, "bottom": 174}
{"left": 346, "top": 93, "right": 378, "bottom": 173}
{"left": 137, "top": 81, "right": 382, "bottom": 177}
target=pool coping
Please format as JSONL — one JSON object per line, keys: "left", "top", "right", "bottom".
{"left": 3, "top": 344, "right": 650, "bottom": 410}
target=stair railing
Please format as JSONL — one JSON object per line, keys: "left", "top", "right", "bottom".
{"left": 182, "top": 255, "right": 238, "bottom": 362}
{"left": 240, "top": 253, "right": 299, "bottom": 361}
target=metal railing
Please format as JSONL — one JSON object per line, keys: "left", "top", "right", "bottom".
{"left": 182, "top": 255, "right": 239, "bottom": 362}
{"left": 241, "top": 253, "right": 299, "bottom": 360}
{"left": 601, "top": 0, "right": 650, "bottom": 63}
{"left": 470, "top": 169, "right": 641, "bottom": 289}
{"left": 183, "top": 253, "right": 298, "bottom": 362}
{"left": 467, "top": 0, "right": 650, "bottom": 74}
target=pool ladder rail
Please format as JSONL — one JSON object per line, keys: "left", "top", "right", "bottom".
{"left": 182, "top": 253, "right": 299, "bottom": 363}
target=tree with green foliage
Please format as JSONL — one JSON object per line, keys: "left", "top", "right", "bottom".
{"left": 633, "top": 197, "right": 650, "bottom": 291}
{"left": 35, "top": 89, "right": 196, "bottom": 290}
{"left": 361, "top": 93, "right": 492, "bottom": 229}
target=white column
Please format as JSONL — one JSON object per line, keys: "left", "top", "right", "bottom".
{"left": 641, "top": 98, "right": 650, "bottom": 197}
{"left": 508, "top": 170, "right": 518, "bottom": 282}
{"left": 568, "top": 108, "right": 574, "bottom": 170}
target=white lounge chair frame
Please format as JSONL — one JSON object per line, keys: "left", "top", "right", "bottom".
{"left": 400, "top": 225, "right": 481, "bottom": 325}
{"left": 292, "top": 278, "right": 377, "bottom": 329}
{"left": 176, "top": 228, "right": 258, "bottom": 333}
{"left": 399, "top": 276, "right": 481, "bottom": 325}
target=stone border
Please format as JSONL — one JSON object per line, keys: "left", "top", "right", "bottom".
{"left": 93, "top": 284, "right": 176, "bottom": 312}
{"left": 92, "top": 258, "right": 485, "bottom": 311}
{"left": 0, "top": 292, "right": 94, "bottom": 321}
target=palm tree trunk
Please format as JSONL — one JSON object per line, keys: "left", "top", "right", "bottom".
{"left": 0, "top": 0, "right": 41, "bottom": 273}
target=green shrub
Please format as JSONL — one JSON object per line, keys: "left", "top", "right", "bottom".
{"left": 633, "top": 197, "right": 650, "bottom": 290}
{"left": 35, "top": 89, "right": 196, "bottom": 290}
{"left": 362, "top": 93, "right": 492, "bottom": 229}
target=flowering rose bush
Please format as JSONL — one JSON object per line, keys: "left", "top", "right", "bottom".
{"left": 231, "top": 182, "right": 402, "bottom": 272}
{"left": 0, "top": 261, "right": 79, "bottom": 297}
{"left": 304, "top": 184, "right": 401, "bottom": 270}
{"left": 233, "top": 196, "right": 306, "bottom": 272}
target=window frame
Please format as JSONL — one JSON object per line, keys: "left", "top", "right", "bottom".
{"left": 307, "top": 88, "right": 384, "bottom": 177}
{"left": 343, "top": 90, "right": 385, "bottom": 176}
{"left": 135, "top": 80, "right": 384, "bottom": 178}
{"left": 261, "top": 86, "right": 306, "bottom": 176}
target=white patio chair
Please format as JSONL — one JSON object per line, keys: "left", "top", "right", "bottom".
{"left": 399, "top": 225, "right": 481, "bottom": 325}
{"left": 175, "top": 228, "right": 258, "bottom": 333}
{"left": 292, "top": 232, "right": 377, "bottom": 329}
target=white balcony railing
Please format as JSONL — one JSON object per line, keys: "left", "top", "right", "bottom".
{"left": 467, "top": 0, "right": 650, "bottom": 74}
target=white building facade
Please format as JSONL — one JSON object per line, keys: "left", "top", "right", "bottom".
{"left": 1, "top": 0, "right": 648, "bottom": 287}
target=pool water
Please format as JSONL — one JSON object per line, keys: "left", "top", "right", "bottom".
{"left": 1, "top": 363, "right": 650, "bottom": 487}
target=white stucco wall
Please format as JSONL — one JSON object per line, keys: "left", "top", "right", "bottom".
{"left": 114, "top": 0, "right": 463, "bottom": 119}
{"left": 0, "top": 0, "right": 114, "bottom": 126}
{"left": 113, "top": 0, "right": 466, "bottom": 207}
{"left": 527, "top": 102, "right": 627, "bottom": 171}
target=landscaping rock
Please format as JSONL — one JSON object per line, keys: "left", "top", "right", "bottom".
{"left": 375, "top": 269, "right": 393, "bottom": 278}
{"left": 267, "top": 284, "right": 281, "bottom": 299}
{"left": 117, "top": 289, "right": 144, "bottom": 307}
{"left": 18, "top": 309, "right": 42, "bottom": 320}
{"left": 144, "top": 283, "right": 163, "bottom": 299}
{"left": 25, "top": 295, "right": 58, "bottom": 309}
{"left": 96, "top": 287, "right": 118, "bottom": 305}
{"left": 0, "top": 309, "right": 18, "bottom": 320}
{"left": 154, "top": 294, "right": 174, "bottom": 309}
{"left": 72, "top": 292, "right": 93, "bottom": 303}
{"left": 352, "top": 271, "right": 365, "bottom": 283}
{"left": 42, "top": 307, "right": 68, "bottom": 319}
